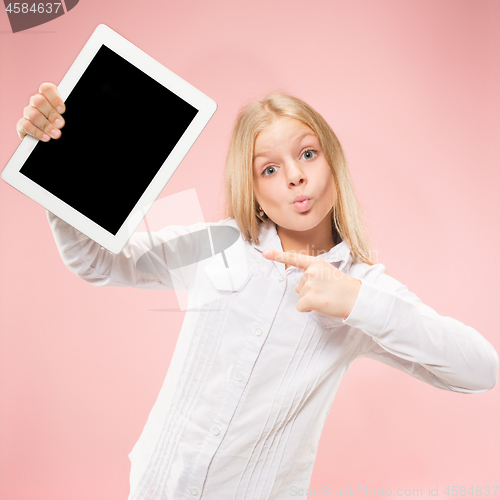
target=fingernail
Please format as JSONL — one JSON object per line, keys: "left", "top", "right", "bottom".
{"left": 57, "top": 106, "right": 64, "bottom": 113}
{"left": 43, "top": 134, "right": 50, "bottom": 141}
{"left": 55, "top": 118, "right": 63, "bottom": 127}
{"left": 50, "top": 128, "right": 60, "bottom": 138}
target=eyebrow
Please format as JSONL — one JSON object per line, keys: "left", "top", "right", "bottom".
{"left": 253, "top": 133, "right": 317, "bottom": 161}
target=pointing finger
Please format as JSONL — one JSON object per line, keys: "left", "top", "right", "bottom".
{"left": 262, "top": 249, "right": 316, "bottom": 270}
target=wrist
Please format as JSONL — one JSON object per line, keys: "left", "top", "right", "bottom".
{"left": 343, "top": 278, "right": 361, "bottom": 320}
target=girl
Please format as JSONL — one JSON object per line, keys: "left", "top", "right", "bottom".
{"left": 17, "top": 83, "right": 498, "bottom": 500}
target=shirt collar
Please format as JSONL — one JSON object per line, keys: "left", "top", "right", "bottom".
{"left": 251, "top": 220, "right": 352, "bottom": 270}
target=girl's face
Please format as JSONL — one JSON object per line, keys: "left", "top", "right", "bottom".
{"left": 252, "top": 117, "right": 336, "bottom": 233}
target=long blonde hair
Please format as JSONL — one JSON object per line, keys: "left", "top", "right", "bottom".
{"left": 224, "top": 91, "right": 376, "bottom": 266}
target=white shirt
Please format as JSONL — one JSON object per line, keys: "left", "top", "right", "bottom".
{"left": 46, "top": 211, "right": 498, "bottom": 500}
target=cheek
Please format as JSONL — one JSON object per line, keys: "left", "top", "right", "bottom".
{"left": 252, "top": 176, "right": 262, "bottom": 198}
{"left": 254, "top": 178, "right": 277, "bottom": 204}
{"left": 252, "top": 180, "right": 262, "bottom": 201}
{"left": 319, "top": 169, "right": 335, "bottom": 194}
{"left": 327, "top": 177, "right": 336, "bottom": 197}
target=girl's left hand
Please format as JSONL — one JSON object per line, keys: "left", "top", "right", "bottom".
{"left": 263, "top": 249, "right": 362, "bottom": 320}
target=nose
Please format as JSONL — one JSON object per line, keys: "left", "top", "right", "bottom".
{"left": 285, "top": 160, "right": 306, "bottom": 187}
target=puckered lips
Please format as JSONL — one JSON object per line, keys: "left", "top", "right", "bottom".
{"left": 292, "top": 194, "right": 311, "bottom": 213}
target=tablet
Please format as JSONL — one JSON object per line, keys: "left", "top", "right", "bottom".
{"left": 1, "top": 24, "right": 217, "bottom": 254}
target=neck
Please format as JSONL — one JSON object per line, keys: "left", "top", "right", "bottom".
{"left": 277, "top": 212, "right": 336, "bottom": 267}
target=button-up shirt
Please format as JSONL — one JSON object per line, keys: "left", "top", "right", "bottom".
{"left": 46, "top": 211, "right": 498, "bottom": 500}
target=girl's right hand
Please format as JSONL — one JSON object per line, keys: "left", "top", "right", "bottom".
{"left": 16, "top": 82, "right": 66, "bottom": 142}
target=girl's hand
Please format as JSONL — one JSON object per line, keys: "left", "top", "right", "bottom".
{"left": 263, "top": 249, "right": 361, "bottom": 320}
{"left": 16, "top": 82, "right": 66, "bottom": 142}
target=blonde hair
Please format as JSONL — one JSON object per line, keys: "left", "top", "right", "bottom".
{"left": 224, "top": 91, "right": 376, "bottom": 266}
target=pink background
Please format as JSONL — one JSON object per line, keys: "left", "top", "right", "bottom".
{"left": 1, "top": 0, "right": 499, "bottom": 499}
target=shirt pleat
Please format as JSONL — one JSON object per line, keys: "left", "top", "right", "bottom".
{"left": 136, "top": 288, "right": 239, "bottom": 498}
{"left": 258, "top": 320, "right": 332, "bottom": 499}
{"left": 248, "top": 323, "right": 316, "bottom": 498}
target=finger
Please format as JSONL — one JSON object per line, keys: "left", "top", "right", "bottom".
{"left": 296, "top": 295, "right": 313, "bottom": 313}
{"left": 16, "top": 116, "right": 51, "bottom": 142}
{"left": 22, "top": 104, "right": 62, "bottom": 140}
{"left": 262, "top": 249, "right": 316, "bottom": 270}
{"left": 30, "top": 93, "right": 65, "bottom": 131}
{"left": 39, "top": 82, "right": 65, "bottom": 114}
{"left": 295, "top": 274, "right": 306, "bottom": 294}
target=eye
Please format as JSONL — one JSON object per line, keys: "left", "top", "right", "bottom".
{"left": 301, "top": 148, "right": 318, "bottom": 160}
{"left": 262, "top": 165, "right": 278, "bottom": 176}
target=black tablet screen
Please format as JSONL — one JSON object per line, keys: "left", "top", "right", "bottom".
{"left": 20, "top": 44, "right": 199, "bottom": 235}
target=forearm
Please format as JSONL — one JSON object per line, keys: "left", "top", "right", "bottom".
{"left": 47, "top": 210, "right": 175, "bottom": 289}
{"left": 345, "top": 278, "right": 498, "bottom": 392}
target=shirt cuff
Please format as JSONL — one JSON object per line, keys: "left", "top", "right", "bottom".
{"left": 342, "top": 279, "right": 396, "bottom": 337}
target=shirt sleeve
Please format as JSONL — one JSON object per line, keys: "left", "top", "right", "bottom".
{"left": 46, "top": 210, "right": 205, "bottom": 292}
{"left": 343, "top": 259, "right": 499, "bottom": 394}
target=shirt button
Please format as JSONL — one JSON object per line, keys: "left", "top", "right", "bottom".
{"left": 278, "top": 274, "right": 284, "bottom": 282}
{"left": 236, "top": 372, "right": 245, "bottom": 381}
{"left": 254, "top": 327, "right": 263, "bottom": 336}
{"left": 190, "top": 487, "right": 198, "bottom": 495}
{"left": 212, "top": 427, "right": 221, "bottom": 435}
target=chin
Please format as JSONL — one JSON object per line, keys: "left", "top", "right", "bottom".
{"left": 277, "top": 214, "right": 324, "bottom": 232}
